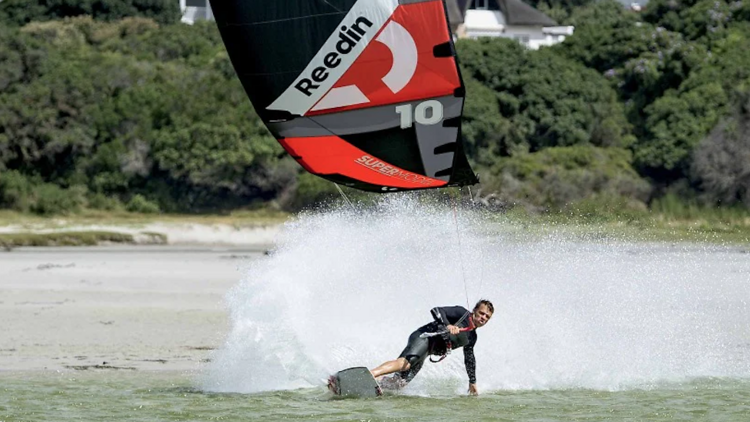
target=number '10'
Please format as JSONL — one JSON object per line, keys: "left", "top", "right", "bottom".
{"left": 395, "top": 100, "right": 444, "bottom": 129}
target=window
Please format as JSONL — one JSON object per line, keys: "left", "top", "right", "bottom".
{"left": 472, "top": 0, "right": 489, "bottom": 9}
{"left": 470, "top": 0, "right": 500, "bottom": 10}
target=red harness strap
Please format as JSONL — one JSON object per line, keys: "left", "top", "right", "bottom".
{"left": 430, "top": 317, "right": 476, "bottom": 363}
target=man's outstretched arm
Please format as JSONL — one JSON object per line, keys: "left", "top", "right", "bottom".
{"left": 464, "top": 345, "right": 478, "bottom": 395}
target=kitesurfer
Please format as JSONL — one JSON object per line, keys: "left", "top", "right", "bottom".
{"left": 369, "top": 299, "right": 494, "bottom": 395}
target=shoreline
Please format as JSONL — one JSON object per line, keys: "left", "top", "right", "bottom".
{"left": 2, "top": 212, "right": 750, "bottom": 247}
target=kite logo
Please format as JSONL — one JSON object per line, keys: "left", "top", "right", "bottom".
{"left": 354, "top": 155, "right": 441, "bottom": 186}
{"left": 310, "top": 19, "right": 418, "bottom": 112}
{"left": 266, "top": 0, "right": 412, "bottom": 116}
{"left": 294, "top": 17, "right": 374, "bottom": 97}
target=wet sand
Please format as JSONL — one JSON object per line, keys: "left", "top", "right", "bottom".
{"left": 0, "top": 245, "right": 265, "bottom": 372}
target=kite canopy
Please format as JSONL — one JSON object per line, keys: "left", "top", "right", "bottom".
{"left": 210, "top": 0, "right": 478, "bottom": 192}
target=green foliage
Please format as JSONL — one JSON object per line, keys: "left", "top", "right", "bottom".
{"left": 0, "top": 231, "right": 135, "bottom": 248}
{"left": 289, "top": 173, "right": 340, "bottom": 211}
{"left": 691, "top": 95, "right": 750, "bottom": 207}
{"left": 125, "top": 194, "right": 160, "bottom": 214}
{"left": 31, "top": 184, "right": 87, "bottom": 215}
{"left": 564, "top": 0, "right": 636, "bottom": 27}
{"left": 0, "top": 0, "right": 180, "bottom": 27}
{"left": 461, "top": 76, "right": 512, "bottom": 165}
{"left": 457, "top": 37, "right": 632, "bottom": 160}
{"left": 560, "top": 193, "right": 648, "bottom": 223}
{"left": 705, "top": 23, "right": 750, "bottom": 101}
{"left": 559, "top": 1, "right": 648, "bottom": 72}
{"left": 526, "top": 0, "right": 599, "bottom": 23}
{"left": 642, "top": 0, "right": 740, "bottom": 42}
{"left": 559, "top": 1, "right": 705, "bottom": 113}
{"left": 86, "top": 192, "right": 123, "bottom": 210}
{"left": 650, "top": 191, "right": 750, "bottom": 224}
{"left": 0, "top": 28, "right": 26, "bottom": 92}
{"left": 153, "top": 124, "right": 255, "bottom": 188}
{"left": 0, "top": 17, "right": 292, "bottom": 214}
{"left": 3, "top": 5, "right": 750, "bottom": 216}
{"left": 559, "top": 0, "right": 750, "bottom": 186}
{"left": 0, "top": 170, "right": 35, "bottom": 211}
{"left": 638, "top": 82, "right": 727, "bottom": 174}
{"left": 0, "top": 171, "right": 87, "bottom": 214}
{"left": 482, "top": 145, "right": 650, "bottom": 211}
{"left": 627, "top": 24, "right": 750, "bottom": 178}
{"left": 535, "top": 2, "right": 571, "bottom": 25}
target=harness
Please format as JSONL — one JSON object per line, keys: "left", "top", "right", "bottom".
{"left": 425, "top": 313, "right": 475, "bottom": 363}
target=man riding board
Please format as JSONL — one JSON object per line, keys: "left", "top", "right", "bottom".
{"left": 369, "top": 299, "right": 494, "bottom": 395}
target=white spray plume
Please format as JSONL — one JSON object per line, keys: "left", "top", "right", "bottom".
{"left": 201, "top": 196, "right": 750, "bottom": 394}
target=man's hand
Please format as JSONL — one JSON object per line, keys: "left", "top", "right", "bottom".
{"left": 446, "top": 325, "right": 460, "bottom": 335}
{"left": 468, "top": 383, "right": 479, "bottom": 395}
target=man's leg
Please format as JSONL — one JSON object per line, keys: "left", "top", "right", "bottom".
{"left": 377, "top": 356, "right": 424, "bottom": 391}
{"left": 398, "top": 358, "right": 424, "bottom": 383}
{"left": 370, "top": 328, "right": 430, "bottom": 379}
{"left": 370, "top": 357, "right": 410, "bottom": 378}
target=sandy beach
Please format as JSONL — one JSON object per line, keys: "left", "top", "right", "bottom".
{"left": 0, "top": 221, "right": 283, "bottom": 247}
{"left": 0, "top": 224, "right": 277, "bottom": 372}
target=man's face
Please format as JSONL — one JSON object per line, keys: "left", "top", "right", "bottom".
{"left": 473, "top": 304, "right": 493, "bottom": 328}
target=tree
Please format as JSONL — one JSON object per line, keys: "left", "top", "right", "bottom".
{"left": 642, "top": 0, "right": 734, "bottom": 43}
{"left": 691, "top": 94, "right": 750, "bottom": 208}
{"left": 637, "top": 82, "right": 727, "bottom": 180}
{"left": 0, "top": 0, "right": 181, "bottom": 26}
{"left": 632, "top": 23, "right": 750, "bottom": 181}
{"left": 482, "top": 145, "right": 650, "bottom": 211}
{"left": 457, "top": 37, "right": 632, "bottom": 158}
{"left": 526, "top": 0, "right": 600, "bottom": 24}
{"left": 0, "top": 18, "right": 298, "bottom": 213}
{"left": 559, "top": 1, "right": 704, "bottom": 113}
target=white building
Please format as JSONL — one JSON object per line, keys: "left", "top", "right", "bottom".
{"left": 179, "top": 0, "right": 213, "bottom": 24}
{"left": 447, "top": 0, "right": 574, "bottom": 49}
{"left": 177, "top": 0, "right": 573, "bottom": 49}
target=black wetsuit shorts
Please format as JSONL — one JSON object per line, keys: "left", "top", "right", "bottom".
{"left": 396, "top": 322, "right": 445, "bottom": 382}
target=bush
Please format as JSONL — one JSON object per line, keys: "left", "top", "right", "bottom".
{"left": 0, "top": 0, "right": 181, "bottom": 27}
{"left": 0, "top": 170, "right": 35, "bottom": 211}
{"left": 125, "top": 194, "right": 160, "bottom": 213}
{"left": 288, "top": 173, "right": 340, "bottom": 212}
{"left": 483, "top": 145, "right": 651, "bottom": 211}
{"left": 691, "top": 96, "right": 750, "bottom": 208}
{"left": 87, "top": 192, "right": 123, "bottom": 210}
{"left": 457, "top": 37, "right": 632, "bottom": 156}
{"left": 30, "top": 184, "right": 87, "bottom": 215}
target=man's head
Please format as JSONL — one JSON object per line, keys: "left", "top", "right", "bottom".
{"left": 472, "top": 299, "right": 494, "bottom": 328}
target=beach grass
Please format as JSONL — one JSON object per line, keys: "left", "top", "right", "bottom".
{"left": 0, "top": 208, "right": 290, "bottom": 229}
{"left": 1, "top": 203, "right": 749, "bottom": 245}
{"left": 490, "top": 205, "right": 750, "bottom": 244}
{"left": 0, "top": 231, "right": 141, "bottom": 249}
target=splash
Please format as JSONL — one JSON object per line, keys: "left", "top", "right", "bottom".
{"left": 200, "top": 196, "right": 750, "bottom": 394}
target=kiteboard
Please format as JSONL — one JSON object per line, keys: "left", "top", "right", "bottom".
{"left": 327, "top": 367, "right": 382, "bottom": 398}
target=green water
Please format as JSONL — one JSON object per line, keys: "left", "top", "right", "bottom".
{"left": 1, "top": 371, "right": 749, "bottom": 421}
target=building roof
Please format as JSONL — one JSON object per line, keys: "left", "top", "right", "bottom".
{"left": 445, "top": 0, "right": 465, "bottom": 28}
{"left": 446, "top": 0, "right": 558, "bottom": 27}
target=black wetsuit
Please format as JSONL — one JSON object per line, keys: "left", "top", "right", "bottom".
{"left": 396, "top": 306, "right": 477, "bottom": 384}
